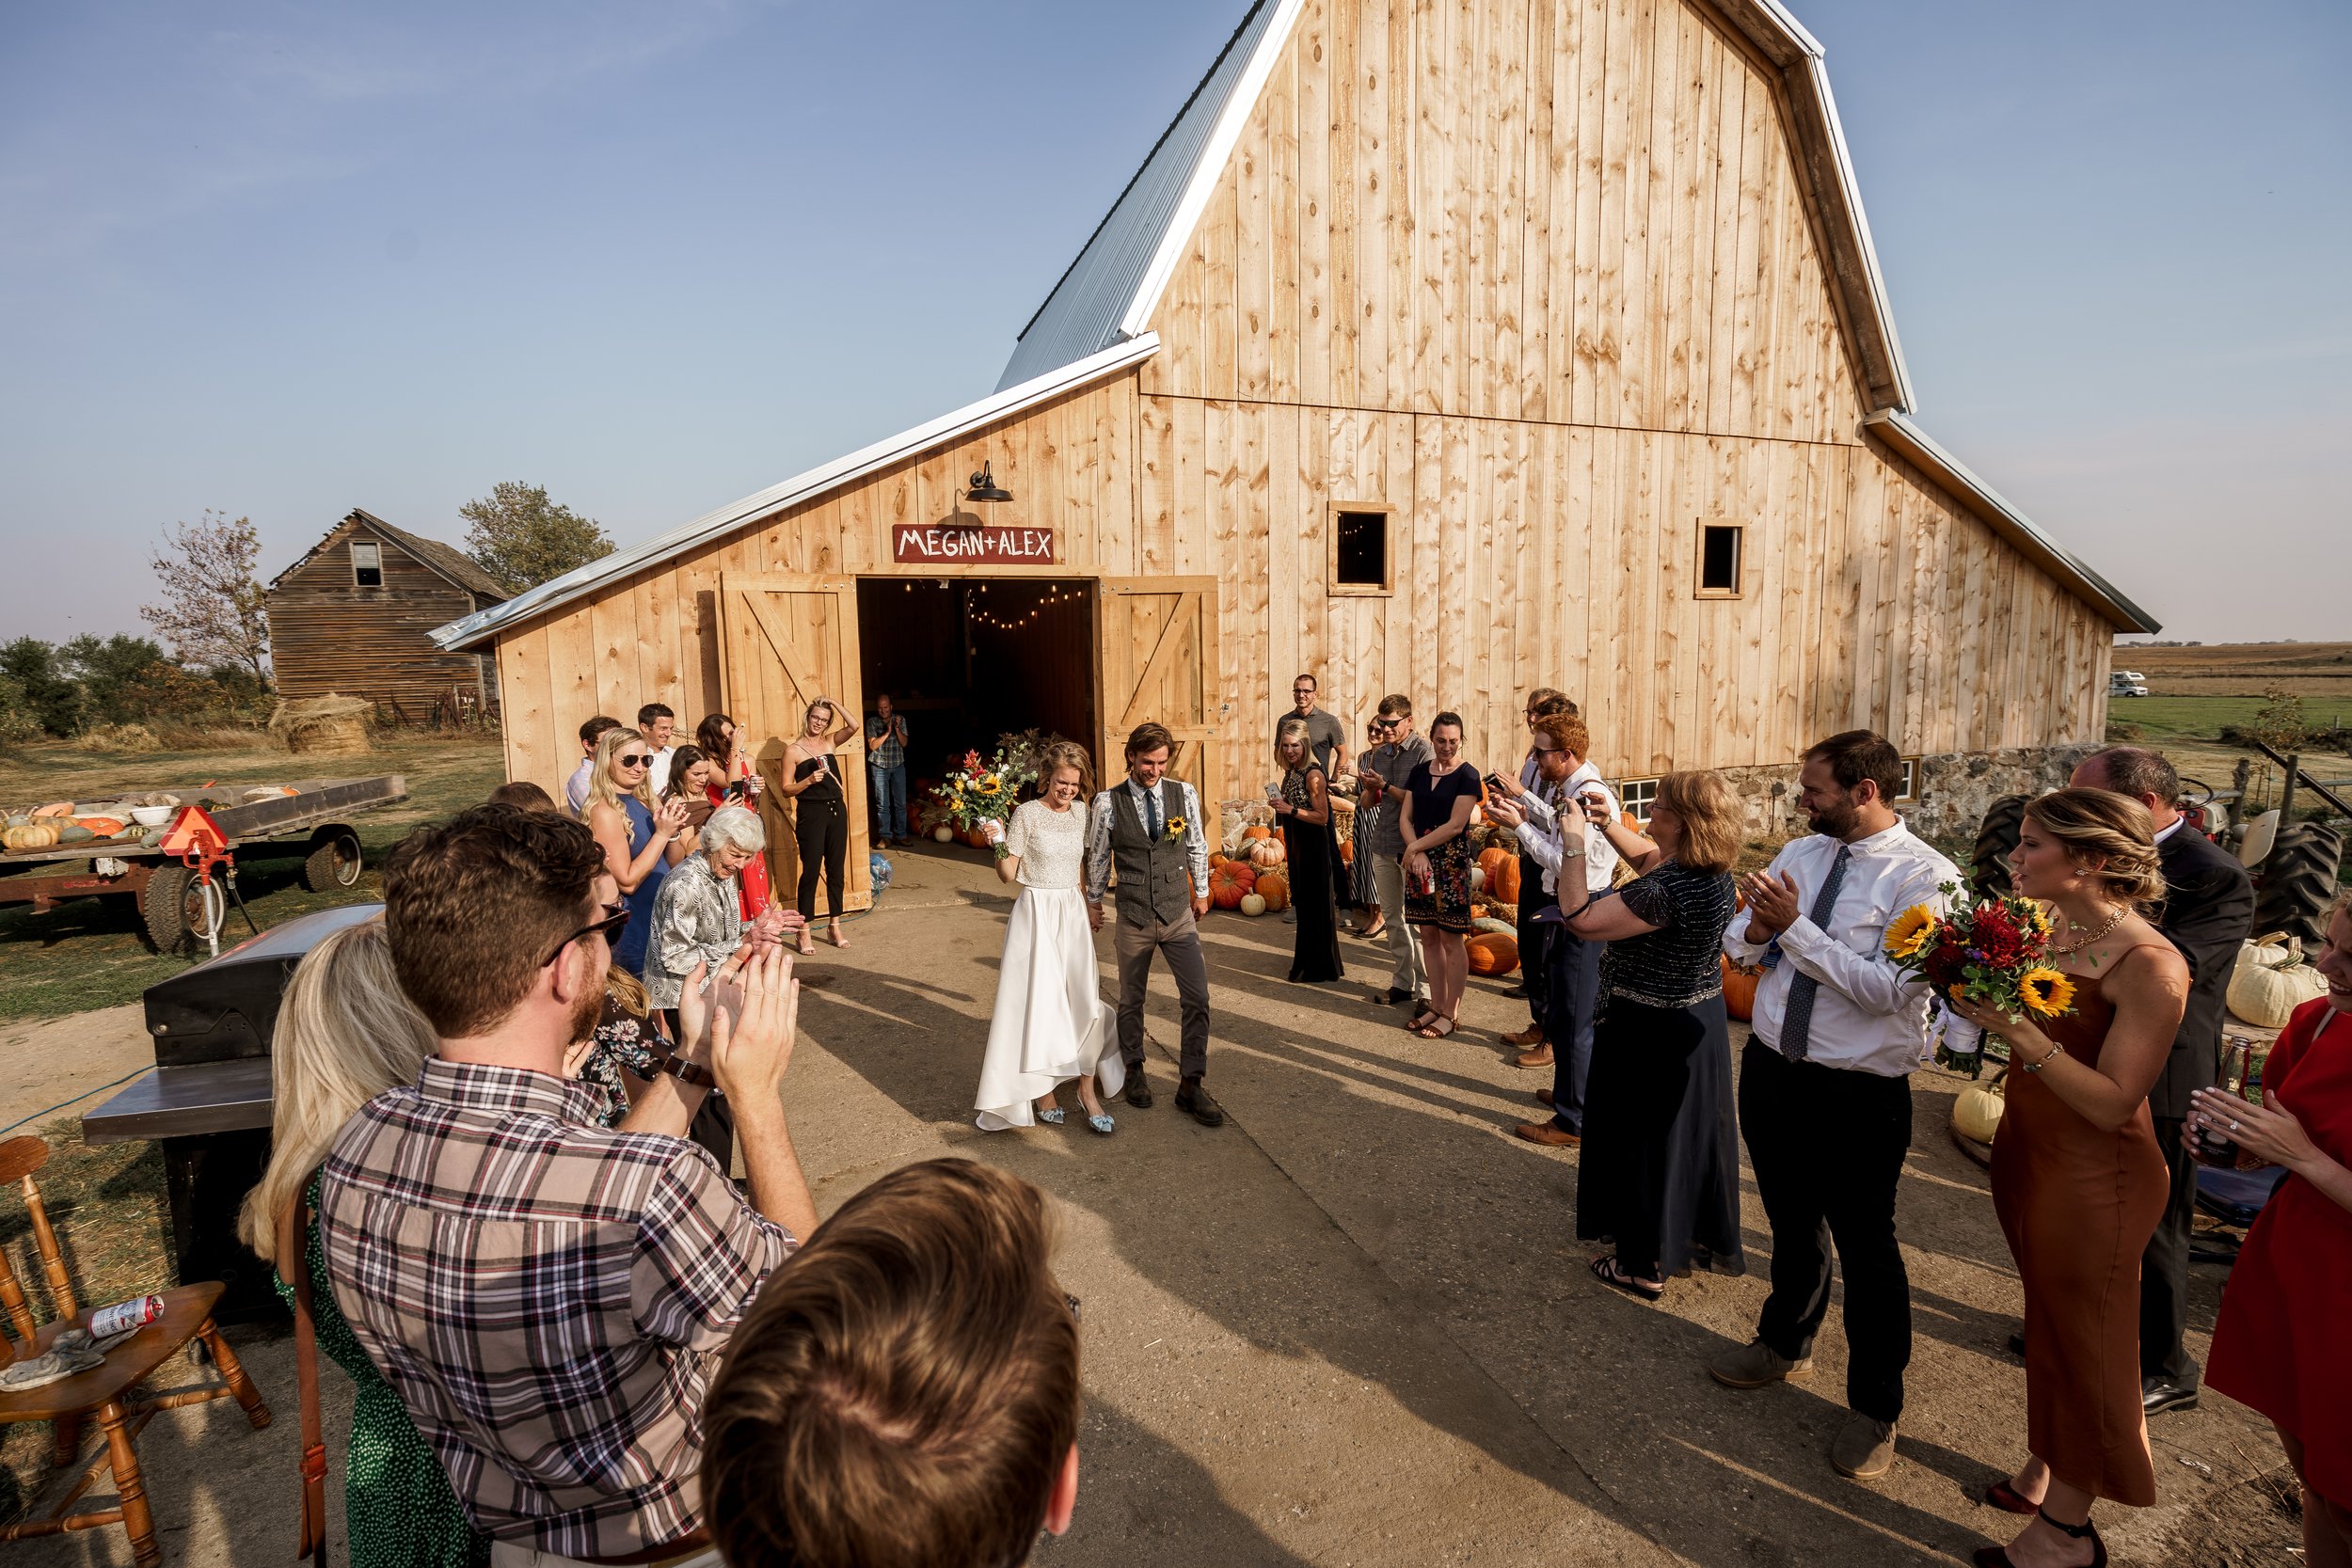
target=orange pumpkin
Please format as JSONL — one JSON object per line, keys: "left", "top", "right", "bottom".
{"left": 1466, "top": 932, "right": 1519, "bottom": 976}
{"left": 1208, "top": 861, "right": 1256, "bottom": 910}
{"left": 1338, "top": 838, "right": 1354, "bottom": 866}
{"left": 1476, "top": 846, "right": 1512, "bottom": 889}
{"left": 1243, "top": 825, "right": 1273, "bottom": 842}
{"left": 1722, "top": 957, "right": 1762, "bottom": 1022}
{"left": 74, "top": 816, "right": 127, "bottom": 837}
{"left": 1490, "top": 855, "right": 1521, "bottom": 905}
{"left": 1247, "top": 837, "right": 1286, "bottom": 869}
{"left": 1254, "top": 869, "right": 1290, "bottom": 912}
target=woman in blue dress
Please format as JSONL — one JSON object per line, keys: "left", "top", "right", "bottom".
{"left": 582, "top": 726, "right": 690, "bottom": 979}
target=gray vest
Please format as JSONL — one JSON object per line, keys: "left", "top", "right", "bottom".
{"left": 1109, "top": 782, "right": 1191, "bottom": 926}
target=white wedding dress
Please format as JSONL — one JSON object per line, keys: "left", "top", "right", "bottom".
{"left": 974, "top": 800, "right": 1123, "bottom": 1130}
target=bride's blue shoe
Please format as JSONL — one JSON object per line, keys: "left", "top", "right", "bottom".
{"left": 1086, "top": 1113, "right": 1116, "bottom": 1135}
{"left": 1036, "top": 1107, "right": 1067, "bottom": 1126}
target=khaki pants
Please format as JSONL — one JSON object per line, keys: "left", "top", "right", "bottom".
{"left": 1372, "top": 855, "right": 1426, "bottom": 1001}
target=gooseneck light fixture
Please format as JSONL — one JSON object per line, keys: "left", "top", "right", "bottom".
{"left": 964, "top": 462, "right": 1013, "bottom": 505}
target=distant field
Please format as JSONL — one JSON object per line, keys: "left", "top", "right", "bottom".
{"left": 2121, "top": 641, "right": 2352, "bottom": 678}
{"left": 2103, "top": 642, "right": 2350, "bottom": 808}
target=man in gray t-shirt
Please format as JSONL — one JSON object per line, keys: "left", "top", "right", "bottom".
{"left": 1286, "top": 674, "right": 1348, "bottom": 777}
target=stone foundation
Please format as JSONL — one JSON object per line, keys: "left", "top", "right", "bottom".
{"left": 1714, "top": 743, "right": 2100, "bottom": 847}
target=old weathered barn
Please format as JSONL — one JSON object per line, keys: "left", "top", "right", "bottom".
{"left": 437, "top": 0, "right": 2153, "bottom": 911}
{"left": 273, "top": 509, "right": 507, "bottom": 721}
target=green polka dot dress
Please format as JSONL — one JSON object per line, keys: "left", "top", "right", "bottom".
{"left": 275, "top": 1175, "right": 489, "bottom": 1568}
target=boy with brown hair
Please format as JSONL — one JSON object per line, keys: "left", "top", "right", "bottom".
{"left": 701, "top": 1159, "right": 1081, "bottom": 1568}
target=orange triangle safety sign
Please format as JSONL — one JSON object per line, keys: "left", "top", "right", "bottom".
{"left": 159, "top": 805, "right": 229, "bottom": 861}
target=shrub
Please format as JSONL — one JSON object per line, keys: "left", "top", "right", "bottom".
{"left": 71, "top": 723, "right": 163, "bottom": 753}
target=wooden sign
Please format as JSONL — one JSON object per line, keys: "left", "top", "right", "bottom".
{"left": 891, "top": 523, "right": 1057, "bottom": 566}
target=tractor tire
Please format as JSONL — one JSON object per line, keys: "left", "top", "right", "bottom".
{"left": 2252, "top": 821, "right": 2343, "bottom": 949}
{"left": 142, "top": 864, "right": 208, "bottom": 953}
{"left": 1972, "top": 793, "right": 2028, "bottom": 895}
{"left": 302, "top": 829, "right": 364, "bottom": 893}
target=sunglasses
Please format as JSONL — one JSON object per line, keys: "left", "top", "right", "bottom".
{"left": 617, "top": 753, "right": 651, "bottom": 768}
{"left": 540, "top": 901, "right": 628, "bottom": 967}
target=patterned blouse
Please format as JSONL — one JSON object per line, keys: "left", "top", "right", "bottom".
{"left": 644, "top": 850, "right": 743, "bottom": 1008}
{"left": 1597, "top": 860, "right": 1740, "bottom": 1009}
{"left": 576, "top": 997, "right": 660, "bottom": 1128}
{"left": 1003, "top": 799, "right": 1089, "bottom": 891}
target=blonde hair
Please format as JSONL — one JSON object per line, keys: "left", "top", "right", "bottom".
{"left": 2024, "top": 788, "right": 2167, "bottom": 907}
{"left": 803, "top": 696, "right": 837, "bottom": 736}
{"left": 237, "top": 919, "right": 439, "bottom": 1262}
{"left": 607, "top": 963, "right": 648, "bottom": 1018}
{"left": 1274, "top": 716, "right": 1314, "bottom": 773}
{"left": 1652, "top": 771, "right": 1741, "bottom": 875}
{"left": 587, "top": 725, "right": 654, "bottom": 816}
{"left": 1037, "top": 739, "right": 1093, "bottom": 801}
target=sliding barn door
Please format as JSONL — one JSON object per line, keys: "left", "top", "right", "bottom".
{"left": 719, "top": 574, "right": 870, "bottom": 914}
{"left": 1096, "top": 578, "right": 1227, "bottom": 844}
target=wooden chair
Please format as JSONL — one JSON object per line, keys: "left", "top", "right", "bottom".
{"left": 0, "top": 1134, "right": 271, "bottom": 1566}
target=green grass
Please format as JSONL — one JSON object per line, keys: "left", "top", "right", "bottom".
{"left": 0, "top": 733, "right": 505, "bottom": 1022}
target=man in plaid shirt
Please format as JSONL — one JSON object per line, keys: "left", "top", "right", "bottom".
{"left": 321, "top": 805, "right": 817, "bottom": 1565}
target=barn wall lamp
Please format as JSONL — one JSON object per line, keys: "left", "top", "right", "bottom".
{"left": 964, "top": 462, "right": 1013, "bottom": 504}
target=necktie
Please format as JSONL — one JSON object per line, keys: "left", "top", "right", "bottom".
{"left": 1776, "top": 843, "right": 1853, "bottom": 1062}
{"left": 1144, "top": 784, "right": 1162, "bottom": 842}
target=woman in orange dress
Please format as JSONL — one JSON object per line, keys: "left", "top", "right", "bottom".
{"left": 2198, "top": 890, "right": 2352, "bottom": 1568}
{"left": 697, "top": 712, "right": 771, "bottom": 920}
{"left": 1949, "top": 789, "right": 2187, "bottom": 1568}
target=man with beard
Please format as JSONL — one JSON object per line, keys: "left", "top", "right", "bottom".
{"left": 1708, "top": 731, "right": 1979, "bottom": 1483}
{"left": 320, "top": 803, "right": 816, "bottom": 1562}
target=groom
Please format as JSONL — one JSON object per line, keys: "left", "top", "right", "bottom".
{"left": 1084, "top": 721, "right": 1221, "bottom": 1127}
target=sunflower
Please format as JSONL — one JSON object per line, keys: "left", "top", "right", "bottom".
{"left": 1883, "top": 904, "right": 1939, "bottom": 960}
{"left": 2020, "top": 901, "right": 2055, "bottom": 939}
{"left": 2016, "top": 968, "right": 2076, "bottom": 1019}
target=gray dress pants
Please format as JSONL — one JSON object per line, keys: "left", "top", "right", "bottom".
{"left": 1113, "top": 907, "right": 1212, "bottom": 1080}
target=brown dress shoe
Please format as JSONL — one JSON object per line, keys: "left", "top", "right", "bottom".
{"left": 1513, "top": 1045, "right": 1554, "bottom": 1069}
{"left": 1533, "top": 1087, "right": 1557, "bottom": 1108}
{"left": 1501, "top": 1024, "right": 1547, "bottom": 1049}
{"left": 1514, "top": 1121, "right": 1580, "bottom": 1148}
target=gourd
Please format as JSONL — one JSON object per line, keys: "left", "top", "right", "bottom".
{"left": 1489, "top": 855, "right": 1521, "bottom": 906}
{"left": 2228, "top": 959, "right": 2327, "bottom": 1030}
{"left": 932, "top": 825, "right": 954, "bottom": 843}
{"left": 30, "top": 801, "right": 72, "bottom": 819}
{"left": 1722, "top": 957, "right": 1762, "bottom": 1022}
{"left": 1253, "top": 869, "right": 1289, "bottom": 912}
{"left": 1208, "top": 861, "right": 1255, "bottom": 910}
{"left": 1466, "top": 932, "right": 1518, "bottom": 975}
{"left": 4, "top": 822, "right": 62, "bottom": 851}
{"left": 55, "top": 824, "right": 94, "bottom": 844}
{"left": 1247, "top": 837, "right": 1286, "bottom": 869}
{"left": 1951, "top": 1074, "right": 2006, "bottom": 1146}
{"left": 1239, "top": 892, "right": 1268, "bottom": 917}
{"left": 1469, "top": 865, "right": 1486, "bottom": 893}
{"left": 1471, "top": 916, "right": 1516, "bottom": 939}
{"left": 2233, "top": 932, "right": 2298, "bottom": 978}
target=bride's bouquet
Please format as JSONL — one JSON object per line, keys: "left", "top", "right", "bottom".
{"left": 944, "top": 748, "right": 1032, "bottom": 857}
{"left": 1883, "top": 882, "right": 2076, "bottom": 1078}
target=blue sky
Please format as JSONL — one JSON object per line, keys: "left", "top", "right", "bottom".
{"left": 2, "top": 0, "right": 2344, "bottom": 647}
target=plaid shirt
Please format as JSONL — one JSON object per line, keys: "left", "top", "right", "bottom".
{"left": 319, "top": 1058, "right": 794, "bottom": 1558}
{"left": 865, "top": 712, "right": 907, "bottom": 771}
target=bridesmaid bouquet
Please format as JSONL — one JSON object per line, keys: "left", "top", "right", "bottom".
{"left": 1883, "top": 882, "right": 2075, "bottom": 1077}
{"left": 945, "top": 748, "right": 1029, "bottom": 857}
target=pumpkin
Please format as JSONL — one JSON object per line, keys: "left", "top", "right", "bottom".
{"left": 1476, "top": 846, "right": 1512, "bottom": 892}
{"left": 1254, "top": 869, "right": 1290, "bottom": 912}
{"left": 1469, "top": 865, "right": 1486, "bottom": 893}
{"left": 55, "top": 823, "right": 93, "bottom": 844}
{"left": 2228, "top": 959, "right": 2327, "bottom": 1030}
{"left": 74, "top": 816, "right": 127, "bottom": 838}
{"left": 1239, "top": 892, "right": 1268, "bottom": 917}
{"left": 1951, "top": 1074, "right": 2007, "bottom": 1146}
{"left": 1471, "top": 915, "right": 1517, "bottom": 939}
{"left": 932, "top": 825, "right": 954, "bottom": 843}
{"left": 1466, "top": 932, "right": 1519, "bottom": 975}
{"left": 1243, "top": 825, "right": 1273, "bottom": 843}
{"left": 1208, "top": 861, "right": 1256, "bottom": 910}
{"left": 2234, "top": 933, "right": 2299, "bottom": 977}
{"left": 1338, "top": 838, "right": 1353, "bottom": 866}
{"left": 31, "top": 801, "right": 72, "bottom": 819}
{"left": 1248, "top": 837, "right": 1286, "bottom": 869}
{"left": 1470, "top": 902, "right": 1488, "bottom": 922}
{"left": 4, "top": 822, "right": 62, "bottom": 851}
{"left": 1721, "top": 957, "right": 1762, "bottom": 1022}
{"left": 1208, "top": 849, "right": 1231, "bottom": 871}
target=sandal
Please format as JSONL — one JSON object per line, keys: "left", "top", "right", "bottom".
{"left": 1404, "top": 1009, "right": 1438, "bottom": 1033}
{"left": 1412, "top": 1014, "right": 1457, "bottom": 1040}
{"left": 1589, "top": 1255, "right": 1664, "bottom": 1301}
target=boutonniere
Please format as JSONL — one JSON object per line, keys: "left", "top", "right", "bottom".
{"left": 1164, "top": 815, "right": 1187, "bottom": 845}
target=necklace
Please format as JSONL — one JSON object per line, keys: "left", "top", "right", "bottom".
{"left": 2048, "top": 904, "right": 2128, "bottom": 958}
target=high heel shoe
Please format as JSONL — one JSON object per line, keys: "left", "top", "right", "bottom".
{"left": 1981, "top": 1479, "right": 2038, "bottom": 1515}
{"left": 1973, "top": 1509, "right": 2104, "bottom": 1568}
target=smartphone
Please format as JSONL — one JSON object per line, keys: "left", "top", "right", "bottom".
{"left": 1485, "top": 772, "right": 1507, "bottom": 793}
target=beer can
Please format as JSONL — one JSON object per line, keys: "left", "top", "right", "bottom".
{"left": 88, "top": 1294, "right": 165, "bottom": 1339}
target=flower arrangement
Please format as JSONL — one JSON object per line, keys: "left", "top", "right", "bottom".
{"left": 1883, "top": 883, "right": 2074, "bottom": 1078}
{"left": 942, "top": 746, "right": 1038, "bottom": 856}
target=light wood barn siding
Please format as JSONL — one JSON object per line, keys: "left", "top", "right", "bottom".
{"left": 1143, "top": 0, "right": 1861, "bottom": 445}
{"left": 272, "top": 528, "right": 490, "bottom": 712}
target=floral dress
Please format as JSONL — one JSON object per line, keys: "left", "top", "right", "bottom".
{"left": 1403, "top": 761, "right": 1482, "bottom": 933}
{"left": 575, "top": 995, "right": 660, "bottom": 1128}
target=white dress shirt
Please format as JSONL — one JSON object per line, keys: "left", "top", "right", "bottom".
{"left": 645, "top": 744, "right": 676, "bottom": 798}
{"left": 1722, "top": 817, "right": 1981, "bottom": 1077}
{"left": 1510, "top": 762, "right": 1622, "bottom": 895}
{"left": 564, "top": 757, "right": 596, "bottom": 817}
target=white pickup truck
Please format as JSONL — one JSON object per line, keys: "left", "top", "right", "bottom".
{"left": 2109, "top": 669, "right": 2149, "bottom": 698}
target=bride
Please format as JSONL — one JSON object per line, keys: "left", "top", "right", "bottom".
{"left": 977, "top": 741, "right": 1122, "bottom": 1133}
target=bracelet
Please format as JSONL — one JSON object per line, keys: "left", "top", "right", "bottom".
{"left": 2019, "top": 1042, "right": 2063, "bottom": 1074}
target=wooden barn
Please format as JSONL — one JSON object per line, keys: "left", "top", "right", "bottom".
{"left": 272, "top": 509, "right": 507, "bottom": 722}
{"left": 436, "top": 0, "right": 2155, "bottom": 913}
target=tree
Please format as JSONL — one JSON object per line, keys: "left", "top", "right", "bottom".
{"left": 60, "top": 634, "right": 170, "bottom": 724}
{"left": 141, "top": 510, "right": 271, "bottom": 687}
{"left": 0, "top": 638, "right": 85, "bottom": 736}
{"left": 461, "top": 482, "right": 614, "bottom": 595}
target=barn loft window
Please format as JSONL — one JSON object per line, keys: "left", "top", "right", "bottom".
{"left": 1696, "top": 522, "right": 1743, "bottom": 598}
{"left": 351, "top": 541, "right": 384, "bottom": 588}
{"left": 1618, "top": 777, "right": 1661, "bottom": 826}
{"left": 1327, "top": 505, "right": 1393, "bottom": 596}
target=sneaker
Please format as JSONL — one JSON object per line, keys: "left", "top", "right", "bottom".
{"left": 1830, "top": 1415, "right": 1897, "bottom": 1481}
{"left": 1707, "top": 1338, "right": 1814, "bottom": 1390}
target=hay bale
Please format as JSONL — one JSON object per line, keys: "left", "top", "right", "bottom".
{"left": 71, "top": 723, "right": 162, "bottom": 753}
{"left": 270, "top": 695, "right": 372, "bottom": 755}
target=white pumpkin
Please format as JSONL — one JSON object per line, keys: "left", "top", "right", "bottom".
{"left": 1239, "top": 892, "right": 1268, "bottom": 917}
{"left": 2234, "top": 933, "right": 2300, "bottom": 977}
{"left": 1951, "top": 1078, "right": 2006, "bottom": 1146}
{"left": 2228, "top": 960, "right": 2328, "bottom": 1031}
{"left": 932, "top": 825, "right": 954, "bottom": 843}
{"left": 1469, "top": 865, "right": 1486, "bottom": 893}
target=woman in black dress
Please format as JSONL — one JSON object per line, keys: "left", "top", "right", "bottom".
{"left": 771, "top": 696, "right": 861, "bottom": 953}
{"left": 1399, "top": 711, "right": 1481, "bottom": 1039}
{"left": 1273, "top": 718, "right": 1344, "bottom": 983}
{"left": 1558, "top": 769, "right": 1746, "bottom": 1300}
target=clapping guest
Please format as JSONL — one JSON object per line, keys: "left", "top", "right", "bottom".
{"left": 1549, "top": 772, "right": 1745, "bottom": 1299}
{"left": 1946, "top": 790, "right": 2185, "bottom": 1568}
{"left": 659, "top": 745, "right": 720, "bottom": 861}
{"left": 1503, "top": 689, "right": 1573, "bottom": 1033}
{"left": 2201, "top": 891, "right": 2352, "bottom": 1568}
{"left": 1273, "top": 718, "right": 1344, "bottom": 984}
{"left": 646, "top": 806, "right": 791, "bottom": 1029}
{"left": 1399, "top": 712, "right": 1480, "bottom": 1039}
{"left": 584, "top": 726, "right": 691, "bottom": 980}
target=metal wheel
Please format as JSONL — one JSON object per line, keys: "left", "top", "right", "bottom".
{"left": 302, "top": 829, "right": 364, "bottom": 892}
{"left": 1971, "top": 793, "right": 2027, "bottom": 896}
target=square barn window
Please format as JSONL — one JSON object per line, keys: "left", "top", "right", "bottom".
{"left": 1696, "top": 522, "right": 1743, "bottom": 598}
{"left": 1328, "top": 505, "right": 1393, "bottom": 595}
{"left": 1897, "top": 757, "right": 1920, "bottom": 802}
{"left": 351, "top": 541, "right": 384, "bottom": 588}
{"left": 1618, "top": 777, "right": 1661, "bottom": 826}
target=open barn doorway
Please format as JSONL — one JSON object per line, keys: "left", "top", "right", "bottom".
{"left": 854, "top": 578, "right": 1099, "bottom": 838}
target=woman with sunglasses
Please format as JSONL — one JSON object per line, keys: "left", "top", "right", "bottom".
{"left": 584, "top": 726, "right": 691, "bottom": 979}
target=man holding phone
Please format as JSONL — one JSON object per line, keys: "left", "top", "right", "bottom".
{"left": 1358, "top": 694, "right": 1433, "bottom": 1010}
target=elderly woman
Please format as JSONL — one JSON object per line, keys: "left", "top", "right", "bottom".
{"left": 644, "top": 806, "right": 788, "bottom": 1017}
{"left": 2200, "top": 889, "right": 2352, "bottom": 1568}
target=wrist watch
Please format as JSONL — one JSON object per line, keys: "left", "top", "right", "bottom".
{"left": 657, "top": 1053, "right": 721, "bottom": 1091}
